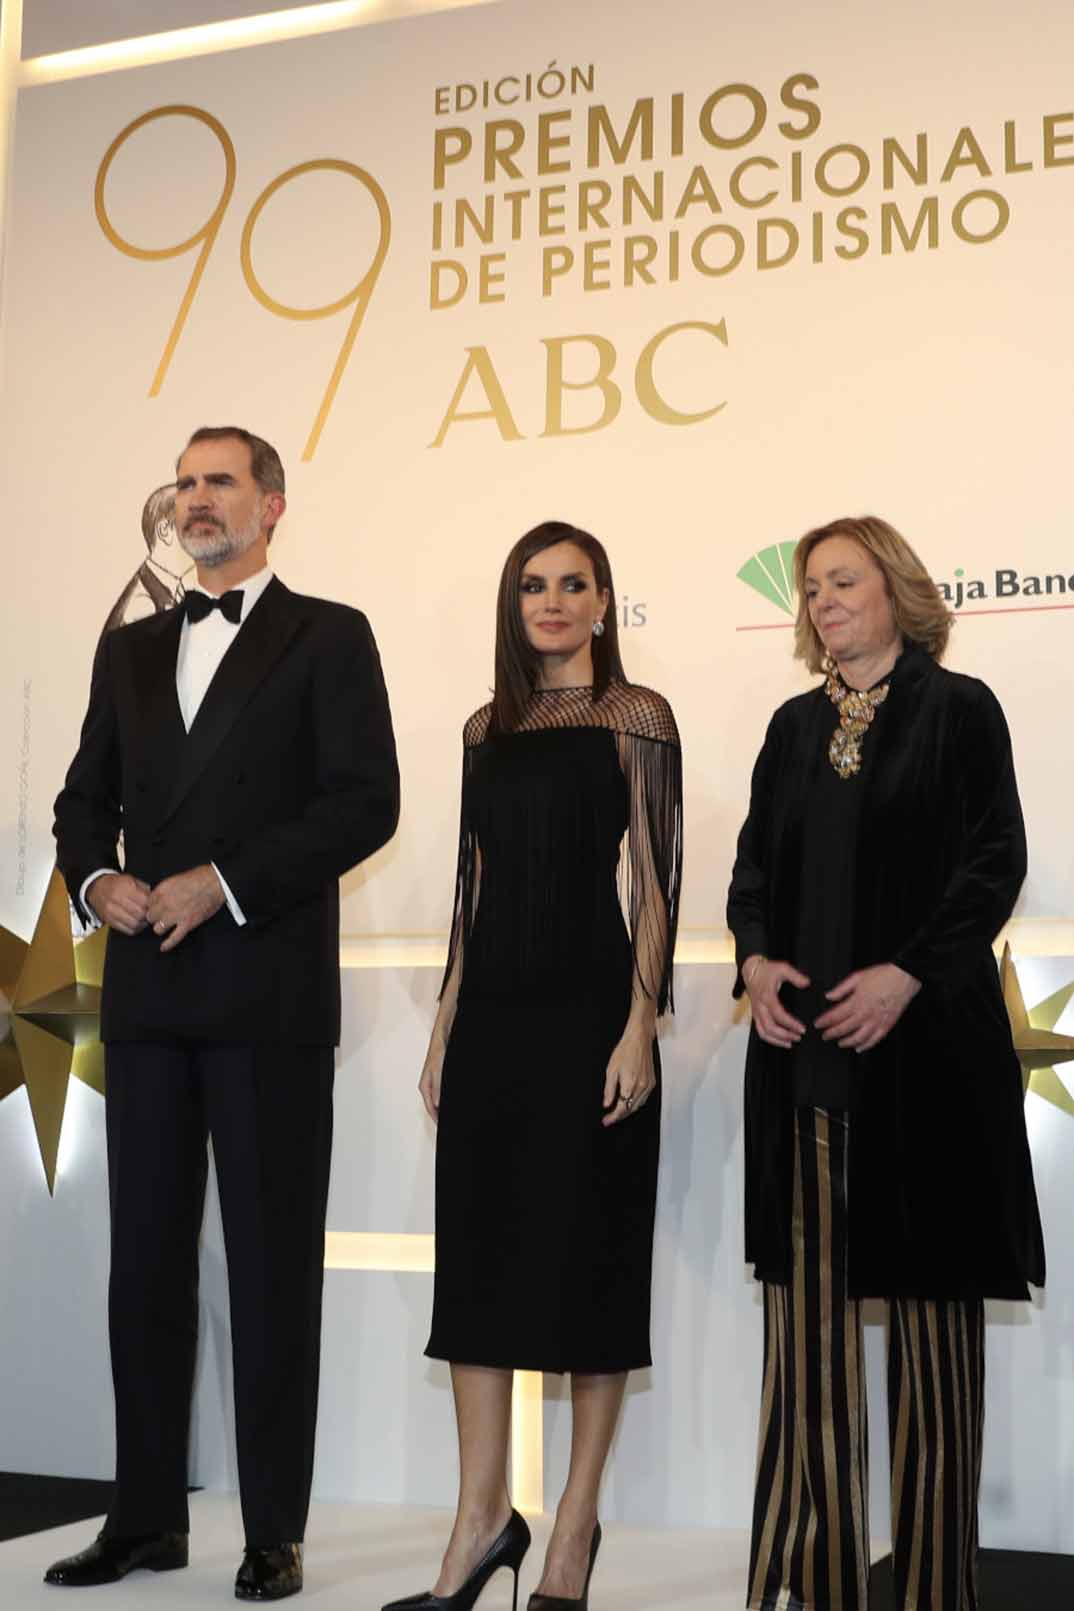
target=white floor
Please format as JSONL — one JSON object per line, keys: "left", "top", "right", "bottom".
{"left": 5, "top": 1492, "right": 762, "bottom": 1610}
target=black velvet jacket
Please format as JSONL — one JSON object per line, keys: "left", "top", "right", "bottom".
{"left": 727, "top": 647, "right": 1045, "bottom": 1299}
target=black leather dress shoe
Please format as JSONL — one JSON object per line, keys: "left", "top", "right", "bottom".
{"left": 235, "top": 1543, "right": 303, "bottom": 1601}
{"left": 44, "top": 1530, "right": 189, "bottom": 1586}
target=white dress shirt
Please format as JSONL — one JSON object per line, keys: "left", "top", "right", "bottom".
{"left": 80, "top": 566, "right": 274, "bottom": 929}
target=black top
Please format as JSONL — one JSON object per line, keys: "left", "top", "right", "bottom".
{"left": 786, "top": 699, "right": 867, "bottom": 1108}
{"left": 442, "top": 679, "right": 683, "bottom": 1014}
{"left": 786, "top": 663, "right": 901, "bottom": 1107}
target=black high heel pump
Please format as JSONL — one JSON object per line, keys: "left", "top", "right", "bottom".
{"left": 383, "top": 1509, "right": 532, "bottom": 1611}
{"left": 526, "top": 1523, "right": 602, "bottom": 1611}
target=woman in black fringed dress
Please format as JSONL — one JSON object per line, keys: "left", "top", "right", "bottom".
{"left": 385, "top": 523, "right": 681, "bottom": 1611}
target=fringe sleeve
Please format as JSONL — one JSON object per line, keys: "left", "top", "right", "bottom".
{"left": 617, "top": 698, "right": 683, "bottom": 1016}
{"left": 439, "top": 710, "right": 488, "bottom": 999}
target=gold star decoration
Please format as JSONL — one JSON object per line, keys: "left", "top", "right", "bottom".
{"left": 0, "top": 866, "right": 107, "bottom": 1193}
{"left": 1000, "top": 942, "right": 1074, "bottom": 1118}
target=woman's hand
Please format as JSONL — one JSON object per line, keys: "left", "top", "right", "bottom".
{"left": 419, "top": 1034, "right": 447, "bottom": 1123}
{"left": 602, "top": 1021, "right": 657, "bottom": 1127}
{"left": 814, "top": 963, "right": 921, "bottom": 1051}
{"left": 743, "top": 955, "right": 810, "bottom": 1048}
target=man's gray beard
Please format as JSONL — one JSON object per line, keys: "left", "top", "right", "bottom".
{"left": 179, "top": 505, "right": 263, "bottom": 569}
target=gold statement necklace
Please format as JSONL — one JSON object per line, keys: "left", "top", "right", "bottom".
{"left": 824, "top": 659, "right": 890, "bottom": 778}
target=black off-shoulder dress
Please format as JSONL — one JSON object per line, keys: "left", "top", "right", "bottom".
{"left": 425, "top": 681, "right": 682, "bottom": 1374}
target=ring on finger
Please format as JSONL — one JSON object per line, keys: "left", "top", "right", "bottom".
{"left": 621, "top": 1093, "right": 634, "bottom": 1109}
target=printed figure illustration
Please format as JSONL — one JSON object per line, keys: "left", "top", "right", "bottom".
{"left": 101, "top": 483, "right": 190, "bottom": 637}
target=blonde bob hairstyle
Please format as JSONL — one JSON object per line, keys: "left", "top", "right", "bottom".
{"left": 792, "top": 515, "right": 954, "bottom": 674}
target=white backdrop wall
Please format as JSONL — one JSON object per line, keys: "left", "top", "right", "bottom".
{"left": 4, "top": 0, "right": 1074, "bottom": 941}
{"left": 1, "top": 0, "right": 1073, "bottom": 1551}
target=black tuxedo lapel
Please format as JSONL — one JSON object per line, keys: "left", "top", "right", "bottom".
{"left": 128, "top": 608, "right": 186, "bottom": 780}
{"left": 162, "top": 577, "right": 304, "bottom": 824}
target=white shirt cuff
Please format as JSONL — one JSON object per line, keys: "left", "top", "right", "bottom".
{"left": 78, "top": 869, "right": 114, "bottom": 931}
{"left": 212, "top": 863, "right": 247, "bottom": 927}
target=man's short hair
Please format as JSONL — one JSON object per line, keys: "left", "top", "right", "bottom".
{"left": 177, "top": 426, "right": 286, "bottom": 538}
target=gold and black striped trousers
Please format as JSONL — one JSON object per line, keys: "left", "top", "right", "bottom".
{"left": 747, "top": 1107, "right": 985, "bottom": 1611}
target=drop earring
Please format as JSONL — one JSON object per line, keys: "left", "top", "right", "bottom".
{"left": 592, "top": 620, "right": 605, "bottom": 637}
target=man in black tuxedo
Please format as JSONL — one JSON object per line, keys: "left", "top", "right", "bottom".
{"left": 48, "top": 426, "right": 399, "bottom": 1601}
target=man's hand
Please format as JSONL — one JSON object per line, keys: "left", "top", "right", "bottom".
{"left": 814, "top": 963, "right": 921, "bottom": 1052}
{"left": 86, "top": 873, "right": 151, "bottom": 935}
{"left": 146, "top": 865, "right": 225, "bottom": 953}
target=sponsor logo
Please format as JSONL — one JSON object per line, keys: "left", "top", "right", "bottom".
{"left": 938, "top": 566, "right": 1074, "bottom": 613}
{"left": 734, "top": 548, "right": 1074, "bottom": 629}
{"left": 736, "top": 541, "right": 798, "bottom": 629}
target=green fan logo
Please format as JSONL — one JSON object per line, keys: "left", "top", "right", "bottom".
{"left": 737, "top": 541, "right": 798, "bottom": 615}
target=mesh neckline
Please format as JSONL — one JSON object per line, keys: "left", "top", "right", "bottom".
{"left": 464, "top": 679, "right": 680, "bottom": 747}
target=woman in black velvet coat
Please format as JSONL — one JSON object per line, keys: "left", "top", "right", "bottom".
{"left": 728, "top": 515, "right": 1044, "bottom": 1611}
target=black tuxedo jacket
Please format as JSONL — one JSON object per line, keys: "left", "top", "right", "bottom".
{"left": 54, "top": 577, "right": 399, "bottom": 1045}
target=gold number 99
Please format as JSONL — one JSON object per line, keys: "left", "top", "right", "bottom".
{"left": 94, "top": 109, "right": 391, "bottom": 460}
{"left": 241, "top": 161, "right": 391, "bottom": 461}
{"left": 95, "top": 106, "right": 236, "bottom": 399}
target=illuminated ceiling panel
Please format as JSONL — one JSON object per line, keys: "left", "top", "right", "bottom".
{"left": 18, "top": 0, "right": 500, "bottom": 84}
{"left": 22, "top": 2, "right": 329, "bottom": 59}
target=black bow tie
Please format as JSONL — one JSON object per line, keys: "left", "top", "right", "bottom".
{"left": 184, "top": 589, "right": 244, "bottom": 625}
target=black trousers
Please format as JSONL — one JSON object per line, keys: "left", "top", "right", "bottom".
{"left": 748, "top": 1108, "right": 985, "bottom": 1611}
{"left": 103, "top": 1041, "right": 334, "bottom": 1547}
